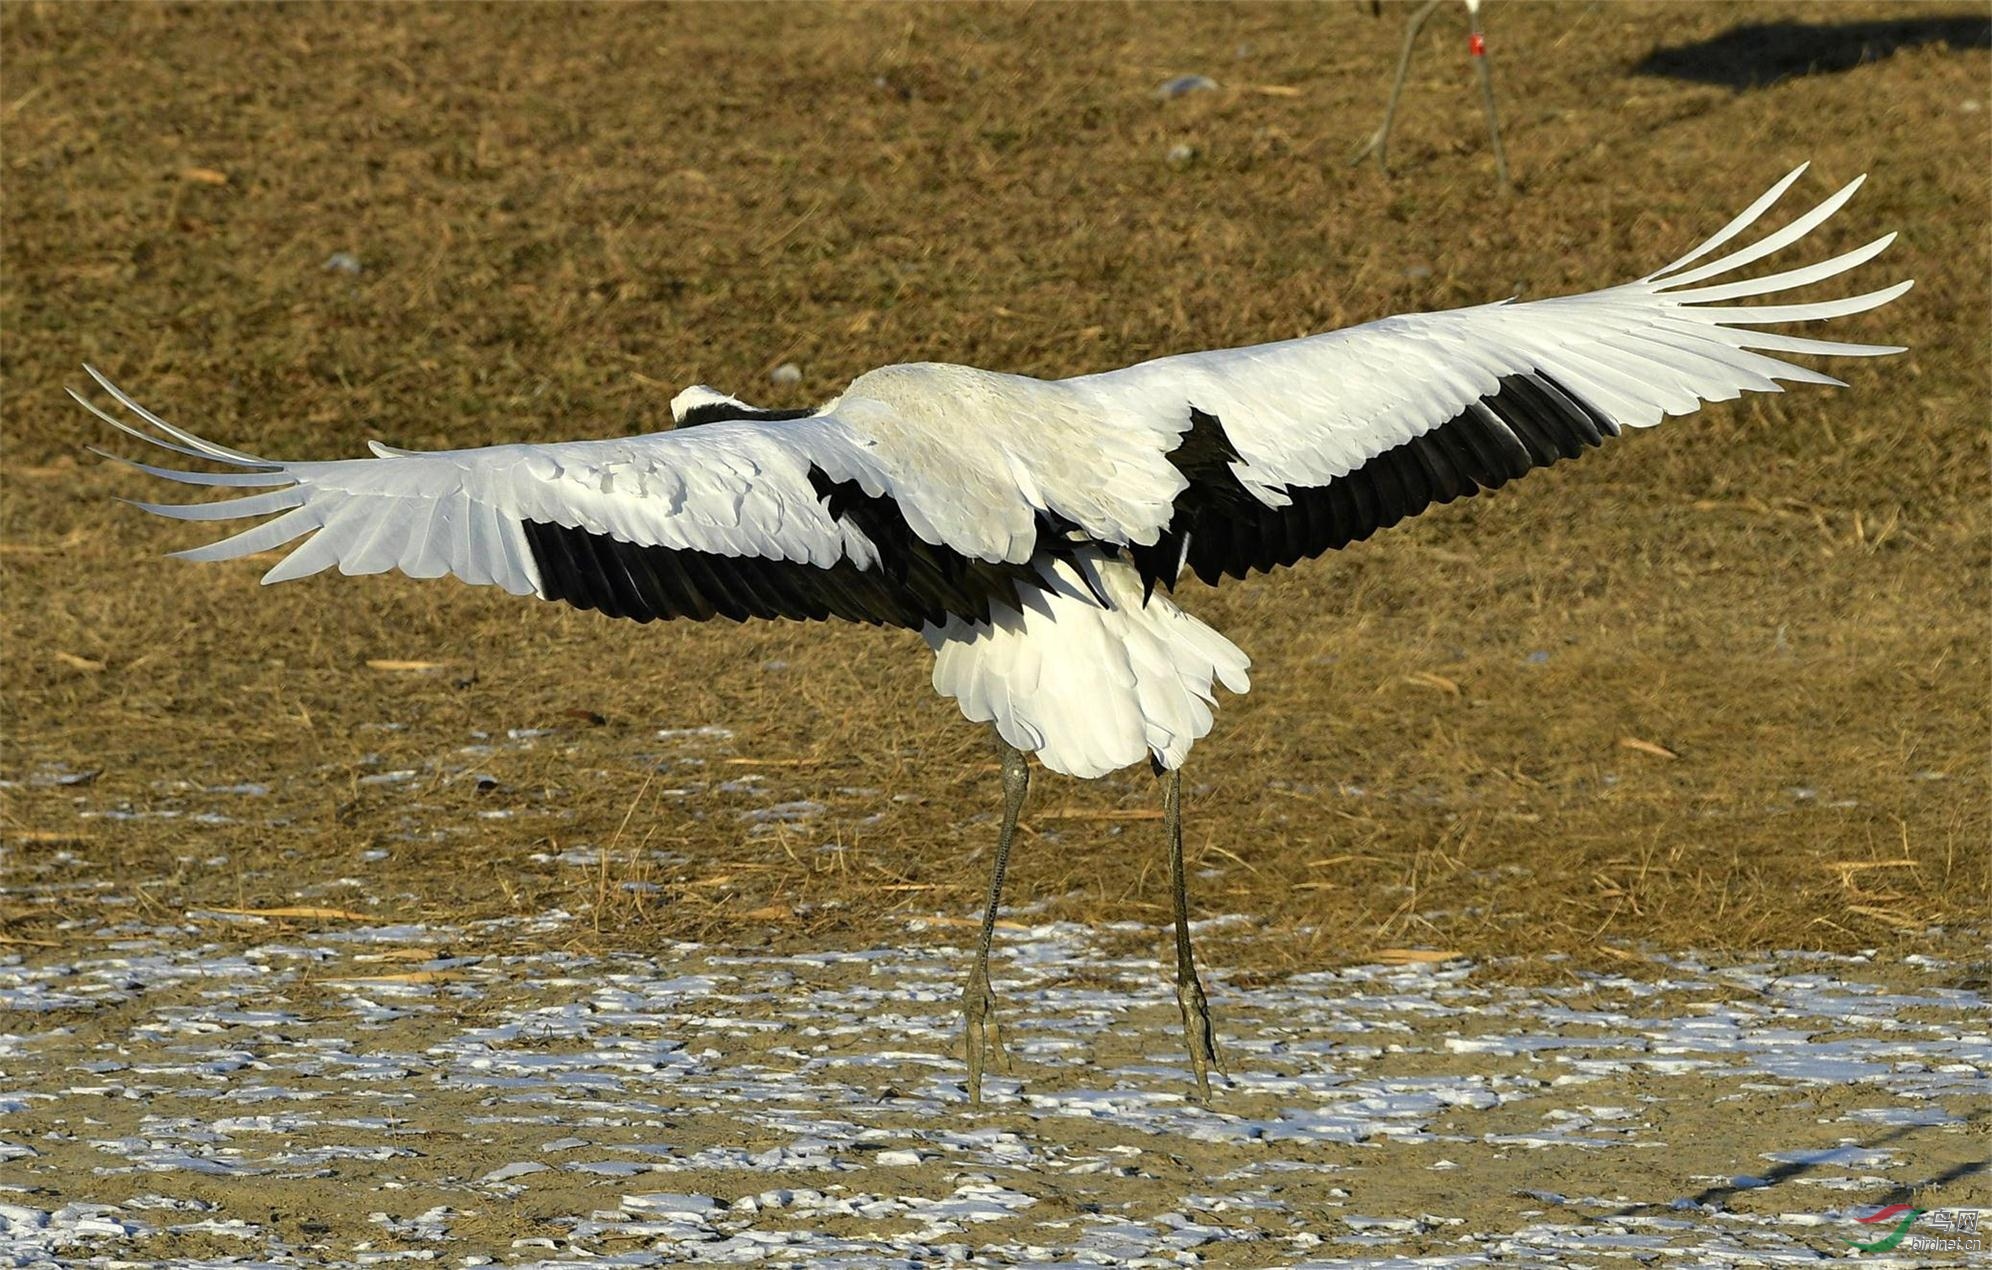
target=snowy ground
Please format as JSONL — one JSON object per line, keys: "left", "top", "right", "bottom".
{"left": 3, "top": 914, "right": 1986, "bottom": 1267}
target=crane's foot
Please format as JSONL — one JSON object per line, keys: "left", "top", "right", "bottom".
{"left": 1347, "top": 127, "right": 1391, "bottom": 173}
{"left": 962, "top": 960, "right": 1010, "bottom": 1107}
{"left": 1176, "top": 968, "right": 1225, "bottom": 1102}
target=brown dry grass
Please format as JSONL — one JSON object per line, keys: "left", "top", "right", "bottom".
{"left": 3, "top": 1, "right": 1987, "bottom": 976}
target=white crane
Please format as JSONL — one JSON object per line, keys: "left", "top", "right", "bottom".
{"left": 1349, "top": 0, "right": 1511, "bottom": 187}
{"left": 79, "top": 165, "right": 1906, "bottom": 1105}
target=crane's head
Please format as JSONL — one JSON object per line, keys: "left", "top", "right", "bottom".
{"left": 669, "top": 384, "right": 818, "bottom": 429}
{"left": 669, "top": 384, "right": 751, "bottom": 427}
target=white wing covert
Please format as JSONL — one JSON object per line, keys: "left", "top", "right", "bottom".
{"left": 77, "top": 370, "right": 1037, "bottom": 628}
{"left": 1064, "top": 165, "right": 1909, "bottom": 587}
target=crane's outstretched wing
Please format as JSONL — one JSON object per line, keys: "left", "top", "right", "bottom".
{"left": 1066, "top": 164, "right": 1911, "bottom": 589}
{"left": 76, "top": 369, "right": 1036, "bottom": 627}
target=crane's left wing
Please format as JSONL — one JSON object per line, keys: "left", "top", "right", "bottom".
{"left": 1064, "top": 165, "right": 1910, "bottom": 589}
{"left": 76, "top": 369, "right": 1035, "bottom": 628}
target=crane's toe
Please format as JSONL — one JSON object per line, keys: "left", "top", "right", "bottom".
{"left": 962, "top": 962, "right": 1011, "bottom": 1107}
{"left": 1176, "top": 972, "right": 1225, "bottom": 1102}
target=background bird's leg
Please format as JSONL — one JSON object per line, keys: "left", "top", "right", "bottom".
{"left": 1348, "top": 0, "right": 1445, "bottom": 174}
{"left": 1164, "top": 766, "right": 1224, "bottom": 1100}
{"left": 1467, "top": 2, "right": 1511, "bottom": 189}
{"left": 964, "top": 733, "right": 1029, "bottom": 1107}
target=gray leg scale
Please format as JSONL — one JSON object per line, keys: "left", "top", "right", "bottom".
{"left": 964, "top": 734, "right": 1029, "bottom": 1107}
{"left": 1467, "top": 2, "right": 1511, "bottom": 189}
{"left": 1165, "top": 767, "right": 1224, "bottom": 1100}
{"left": 1348, "top": 0, "right": 1444, "bottom": 174}
{"left": 1349, "top": 0, "right": 1510, "bottom": 189}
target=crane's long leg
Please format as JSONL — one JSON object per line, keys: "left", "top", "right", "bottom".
{"left": 1164, "top": 766, "right": 1224, "bottom": 1100}
{"left": 1467, "top": 2, "right": 1512, "bottom": 189}
{"left": 1348, "top": 0, "right": 1445, "bottom": 174}
{"left": 964, "top": 734, "right": 1029, "bottom": 1108}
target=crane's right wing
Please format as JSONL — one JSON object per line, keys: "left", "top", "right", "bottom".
{"left": 1066, "top": 164, "right": 1910, "bottom": 589}
{"left": 77, "top": 369, "right": 1036, "bottom": 628}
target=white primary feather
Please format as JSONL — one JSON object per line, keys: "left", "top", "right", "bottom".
{"left": 1062, "top": 165, "right": 1907, "bottom": 500}
{"left": 74, "top": 368, "right": 894, "bottom": 596}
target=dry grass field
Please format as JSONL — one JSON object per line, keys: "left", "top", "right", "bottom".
{"left": 6, "top": 0, "right": 1984, "bottom": 965}
{"left": 1, "top": 2, "right": 1988, "bottom": 1262}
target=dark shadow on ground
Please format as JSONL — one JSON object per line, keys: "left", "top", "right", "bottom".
{"left": 1591, "top": 1111, "right": 1990, "bottom": 1225}
{"left": 1634, "top": 16, "right": 1990, "bottom": 91}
